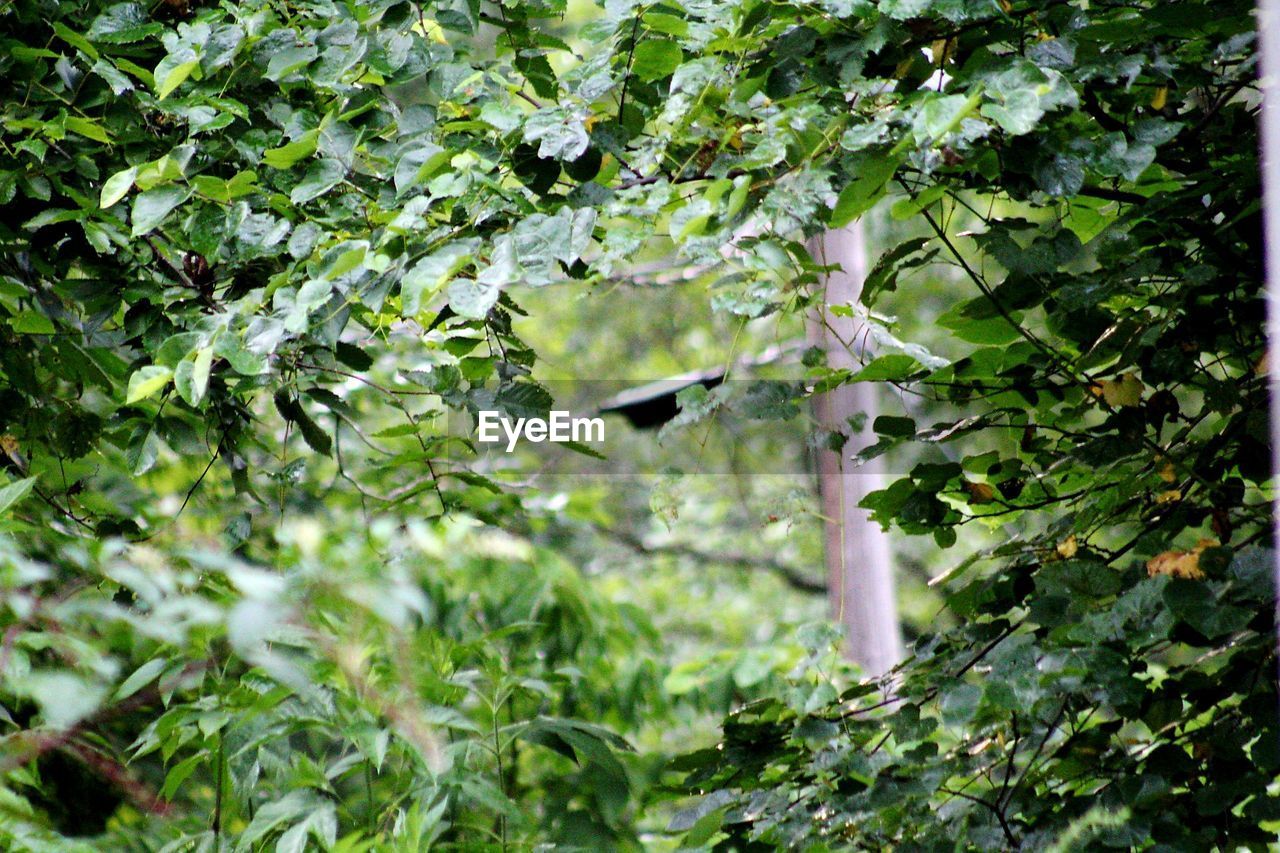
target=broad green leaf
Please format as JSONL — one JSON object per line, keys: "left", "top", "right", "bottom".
{"left": 130, "top": 186, "right": 189, "bottom": 236}
{"left": 65, "top": 116, "right": 111, "bottom": 143}
{"left": 981, "top": 89, "right": 1041, "bottom": 136}
{"left": 0, "top": 476, "right": 37, "bottom": 515}
{"left": 9, "top": 310, "right": 55, "bottom": 334}
{"left": 401, "top": 243, "right": 474, "bottom": 315}
{"left": 447, "top": 277, "right": 500, "bottom": 319}
{"left": 190, "top": 346, "right": 213, "bottom": 404}
{"left": 631, "top": 40, "right": 683, "bottom": 82}
{"left": 265, "top": 45, "right": 318, "bottom": 81}
{"left": 523, "top": 108, "right": 589, "bottom": 161}
{"left": 100, "top": 166, "right": 137, "bottom": 209}
{"left": 154, "top": 56, "right": 198, "bottom": 100}
{"left": 92, "top": 58, "right": 135, "bottom": 94}
{"left": 290, "top": 158, "right": 345, "bottom": 204}
{"left": 831, "top": 155, "right": 901, "bottom": 228}
{"left": 263, "top": 130, "right": 320, "bottom": 169}
{"left": 88, "top": 3, "right": 161, "bottom": 44}
{"left": 394, "top": 143, "right": 450, "bottom": 194}
{"left": 125, "top": 364, "right": 174, "bottom": 404}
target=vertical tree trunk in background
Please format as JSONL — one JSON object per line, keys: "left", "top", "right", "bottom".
{"left": 1258, "top": 0, "right": 1280, "bottom": 649}
{"left": 806, "top": 224, "right": 903, "bottom": 677}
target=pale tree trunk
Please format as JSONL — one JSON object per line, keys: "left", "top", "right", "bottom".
{"left": 1259, "top": 0, "right": 1280, "bottom": 645}
{"left": 806, "top": 224, "right": 903, "bottom": 677}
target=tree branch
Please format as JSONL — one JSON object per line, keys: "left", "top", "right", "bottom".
{"left": 591, "top": 522, "right": 826, "bottom": 594}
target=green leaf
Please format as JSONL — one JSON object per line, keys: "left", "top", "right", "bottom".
{"left": 190, "top": 346, "right": 213, "bottom": 404}
{"left": 262, "top": 130, "right": 320, "bottom": 169}
{"left": 154, "top": 56, "right": 198, "bottom": 100}
{"left": 113, "top": 658, "right": 167, "bottom": 701}
{"left": 130, "top": 186, "right": 189, "bottom": 236}
{"left": 394, "top": 143, "right": 450, "bottom": 195}
{"left": 447, "top": 278, "right": 500, "bottom": 319}
{"left": 9, "top": 310, "right": 55, "bottom": 334}
{"left": 52, "top": 21, "right": 99, "bottom": 58}
{"left": 125, "top": 364, "right": 174, "bottom": 404}
{"left": 981, "top": 89, "right": 1041, "bottom": 136}
{"left": 274, "top": 389, "right": 332, "bottom": 456}
{"left": 265, "top": 45, "right": 318, "bottom": 82}
{"left": 65, "top": 116, "right": 111, "bottom": 144}
{"left": 851, "top": 354, "right": 923, "bottom": 382}
{"left": 523, "top": 109, "right": 589, "bottom": 161}
{"left": 874, "top": 415, "right": 916, "bottom": 437}
{"left": 100, "top": 166, "right": 137, "bottom": 209}
{"left": 0, "top": 476, "right": 37, "bottom": 515}
{"left": 402, "top": 244, "right": 474, "bottom": 315}
{"left": 290, "top": 159, "right": 345, "bottom": 204}
{"left": 831, "top": 155, "right": 901, "bottom": 227}
{"left": 88, "top": 3, "right": 161, "bottom": 44}
{"left": 631, "top": 40, "right": 683, "bottom": 82}
{"left": 124, "top": 425, "right": 160, "bottom": 475}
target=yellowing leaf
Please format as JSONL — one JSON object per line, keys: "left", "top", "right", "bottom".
{"left": 1056, "top": 534, "right": 1078, "bottom": 559}
{"left": 411, "top": 16, "right": 449, "bottom": 44}
{"left": 1100, "top": 373, "right": 1143, "bottom": 407}
{"left": 1155, "top": 489, "right": 1182, "bottom": 504}
{"left": 1146, "top": 539, "right": 1218, "bottom": 580}
{"left": 963, "top": 481, "right": 996, "bottom": 504}
{"left": 1151, "top": 86, "right": 1168, "bottom": 110}
{"left": 1157, "top": 458, "right": 1177, "bottom": 483}
{"left": 930, "top": 39, "right": 948, "bottom": 65}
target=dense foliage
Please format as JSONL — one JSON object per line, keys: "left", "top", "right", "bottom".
{"left": 665, "top": 1, "right": 1280, "bottom": 849}
{"left": 0, "top": 0, "right": 1274, "bottom": 849}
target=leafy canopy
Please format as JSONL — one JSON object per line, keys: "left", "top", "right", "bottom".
{"left": 0, "top": 0, "right": 1275, "bottom": 848}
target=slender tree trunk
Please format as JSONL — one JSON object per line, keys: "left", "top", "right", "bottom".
{"left": 806, "top": 224, "right": 903, "bottom": 677}
{"left": 1259, "top": 0, "right": 1280, "bottom": 649}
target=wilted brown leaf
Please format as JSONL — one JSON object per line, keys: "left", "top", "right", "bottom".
{"left": 963, "top": 481, "right": 996, "bottom": 504}
{"left": 1146, "top": 539, "right": 1218, "bottom": 580}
